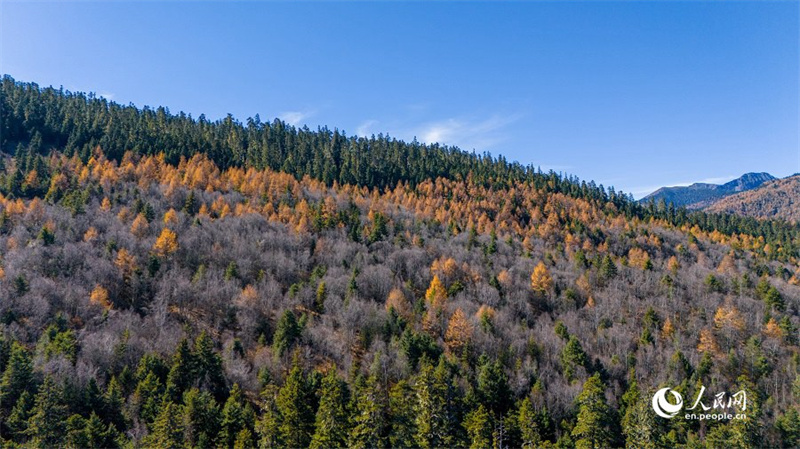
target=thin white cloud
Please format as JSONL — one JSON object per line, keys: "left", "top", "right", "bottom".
{"left": 356, "top": 119, "right": 379, "bottom": 137}
{"left": 414, "top": 113, "right": 522, "bottom": 151}
{"left": 98, "top": 92, "right": 115, "bottom": 101}
{"left": 279, "top": 110, "right": 314, "bottom": 127}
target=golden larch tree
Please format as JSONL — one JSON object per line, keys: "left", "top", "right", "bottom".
{"left": 530, "top": 262, "right": 553, "bottom": 294}
{"left": 153, "top": 228, "right": 179, "bottom": 257}
{"left": 445, "top": 308, "right": 473, "bottom": 355}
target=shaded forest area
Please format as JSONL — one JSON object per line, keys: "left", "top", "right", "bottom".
{"left": 1, "top": 76, "right": 800, "bottom": 448}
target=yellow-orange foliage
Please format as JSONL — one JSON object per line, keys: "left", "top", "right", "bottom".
{"left": 476, "top": 305, "right": 496, "bottom": 322}
{"left": 530, "top": 262, "right": 553, "bottom": 294}
{"left": 425, "top": 275, "right": 447, "bottom": 310}
{"left": 445, "top": 308, "right": 473, "bottom": 355}
{"left": 115, "top": 249, "right": 137, "bottom": 274}
{"left": 89, "top": 285, "right": 112, "bottom": 309}
{"left": 153, "top": 228, "right": 179, "bottom": 256}
{"left": 661, "top": 317, "right": 674, "bottom": 339}
{"left": 627, "top": 247, "right": 650, "bottom": 270}
{"left": 386, "top": 288, "right": 411, "bottom": 318}
{"left": 667, "top": 256, "right": 680, "bottom": 273}
{"left": 100, "top": 197, "right": 112, "bottom": 212}
{"left": 130, "top": 213, "right": 149, "bottom": 238}
{"left": 764, "top": 318, "right": 783, "bottom": 339}
{"left": 163, "top": 208, "right": 178, "bottom": 226}
{"left": 717, "top": 252, "right": 738, "bottom": 275}
{"left": 83, "top": 227, "right": 99, "bottom": 242}
{"left": 697, "top": 328, "right": 720, "bottom": 354}
{"left": 713, "top": 305, "right": 745, "bottom": 331}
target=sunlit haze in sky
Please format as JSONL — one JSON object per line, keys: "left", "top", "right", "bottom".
{"left": 2, "top": 1, "right": 798, "bottom": 198}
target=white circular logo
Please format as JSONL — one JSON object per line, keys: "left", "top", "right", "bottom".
{"left": 652, "top": 387, "right": 683, "bottom": 418}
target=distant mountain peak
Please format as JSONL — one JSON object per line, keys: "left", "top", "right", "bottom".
{"left": 641, "top": 172, "right": 776, "bottom": 208}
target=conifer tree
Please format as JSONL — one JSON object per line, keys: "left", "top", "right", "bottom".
{"left": 0, "top": 341, "right": 33, "bottom": 413}
{"left": 25, "top": 376, "right": 68, "bottom": 448}
{"left": 219, "top": 384, "right": 253, "bottom": 449}
{"left": 310, "top": 369, "right": 351, "bottom": 449}
{"left": 144, "top": 401, "right": 184, "bottom": 449}
{"left": 277, "top": 360, "right": 315, "bottom": 448}
{"left": 572, "top": 373, "right": 612, "bottom": 449}
{"left": 464, "top": 404, "right": 493, "bottom": 449}
{"left": 388, "top": 379, "right": 417, "bottom": 448}
{"left": 349, "top": 373, "right": 389, "bottom": 449}
{"left": 183, "top": 388, "right": 220, "bottom": 449}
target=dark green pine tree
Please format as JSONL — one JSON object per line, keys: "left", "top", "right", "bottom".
{"left": 103, "top": 376, "right": 127, "bottom": 432}
{"left": 388, "top": 379, "right": 417, "bottom": 448}
{"left": 310, "top": 369, "right": 351, "bottom": 449}
{"left": 144, "top": 401, "right": 185, "bottom": 449}
{"left": 5, "top": 390, "right": 34, "bottom": 441}
{"left": 0, "top": 341, "right": 34, "bottom": 413}
{"left": 218, "top": 383, "right": 254, "bottom": 449}
{"left": 476, "top": 357, "right": 512, "bottom": 417}
{"left": 183, "top": 387, "right": 221, "bottom": 449}
{"left": 600, "top": 254, "right": 617, "bottom": 280}
{"left": 273, "top": 309, "right": 301, "bottom": 357}
{"left": 65, "top": 412, "right": 120, "bottom": 449}
{"left": 132, "top": 370, "right": 164, "bottom": 426}
{"left": 25, "top": 376, "right": 68, "bottom": 448}
{"left": 165, "top": 338, "right": 196, "bottom": 403}
{"left": 193, "top": 331, "right": 227, "bottom": 401}
{"left": 255, "top": 383, "right": 282, "bottom": 448}
{"left": 183, "top": 190, "right": 198, "bottom": 215}
{"left": 349, "top": 373, "right": 389, "bottom": 449}
{"left": 277, "top": 360, "right": 315, "bottom": 448}
{"left": 572, "top": 373, "right": 613, "bottom": 449}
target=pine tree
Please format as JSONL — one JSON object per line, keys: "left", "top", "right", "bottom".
{"left": 183, "top": 388, "right": 221, "bottom": 449}
{"left": 572, "top": 373, "right": 613, "bottom": 449}
{"left": 414, "top": 357, "right": 458, "bottom": 449}
{"left": 388, "top": 379, "right": 417, "bottom": 448}
{"left": 219, "top": 383, "right": 253, "bottom": 449}
{"left": 165, "top": 338, "right": 196, "bottom": 403}
{"left": 310, "top": 369, "right": 351, "bottom": 449}
{"left": 518, "top": 397, "right": 545, "bottom": 447}
{"left": 476, "top": 358, "right": 512, "bottom": 417}
{"left": 464, "top": 404, "right": 493, "bottom": 449}
{"left": 256, "top": 384, "right": 282, "bottom": 448}
{"left": 5, "top": 390, "right": 34, "bottom": 441}
{"left": 600, "top": 254, "right": 617, "bottom": 280}
{"left": 273, "top": 309, "right": 301, "bottom": 357}
{"left": 25, "top": 376, "right": 68, "bottom": 448}
{"left": 349, "top": 373, "right": 389, "bottom": 449}
{"left": 0, "top": 341, "right": 33, "bottom": 413}
{"left": 144, "top": 401, "right": 185, "bottom": 449}
{"left": 277, "top": 361, "right": 315, "bottom": 448}
{"left": 193, "top": 331, "right": 227, "bottom": 401}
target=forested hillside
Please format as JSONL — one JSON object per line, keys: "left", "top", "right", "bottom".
{"left": 2, "top": 76, "right": 800, "bottom": 448}
{"left": 706, "top": 175, "right": 800, "bottom": 224}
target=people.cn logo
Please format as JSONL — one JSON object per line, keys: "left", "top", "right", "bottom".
{"left": 652, "top": 387, "right": 683, "bottom": 418}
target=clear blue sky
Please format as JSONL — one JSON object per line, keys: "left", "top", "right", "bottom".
{"left": 2, "top": 1, "right": 798, "bottom": 198}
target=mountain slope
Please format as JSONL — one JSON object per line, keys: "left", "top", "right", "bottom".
{"left": 642, "top": 172, "right": 775, "bottom": 208}
{"left": 705, "top": 175, "right": 800, "bottom": 222}
{"left": 1, "top": 77, "right": 800, "bottom": 447}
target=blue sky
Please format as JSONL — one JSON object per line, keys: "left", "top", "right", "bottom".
{"left": 2, "top": 1, "right": 798, "bottom": 198}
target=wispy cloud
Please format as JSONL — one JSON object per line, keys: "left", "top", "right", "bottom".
{"left": 98, "top": 92, "right": 115, "bottom": 101}
{"left": 356, "top": 119, "right": 379, "bottom": 137}
{"left": 414, "top": 113, "right": 522, "bottom": 151}
{"left": 279, "top": 110, "right": 314, "bottom": 127}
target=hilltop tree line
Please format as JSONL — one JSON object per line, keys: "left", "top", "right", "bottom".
{"left": 2, "top": 75, "right": 799, "bottom": 261}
